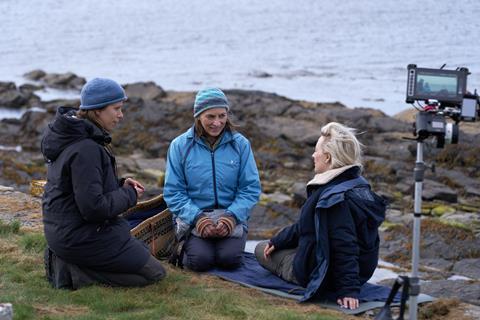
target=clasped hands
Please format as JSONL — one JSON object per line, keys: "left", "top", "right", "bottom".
{"left": 195, "top": 214, "right": 236, "bottom": 238}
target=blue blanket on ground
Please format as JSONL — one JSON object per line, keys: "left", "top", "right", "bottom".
{"left": 209, "top": 253, "right": 433, "bottom": 315}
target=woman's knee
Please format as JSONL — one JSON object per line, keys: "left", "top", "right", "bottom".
{"left": 185, "top": 252, "right": 215, "bottom": 271}
{"left": 216, "top": 251, "right": 242, "bottom": 269}
{"left": 254, "top": 241, "right": 269, "bottom": 265}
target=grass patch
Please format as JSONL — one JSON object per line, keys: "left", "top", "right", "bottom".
{"left": 19, "top": 233, "right": 47, "bottom": 253}
{"left": 0, "top": 231, "right": 346, "bottom": 320}
{"left": 0, "top": 219, "right": 21, "bottom": 236}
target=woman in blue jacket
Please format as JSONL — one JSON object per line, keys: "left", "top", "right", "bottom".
{"left": 164, "top": 88, "right": 261, "bottom": 271}
{"left": 255, "top": 122, "right": 386, "bottom": 310}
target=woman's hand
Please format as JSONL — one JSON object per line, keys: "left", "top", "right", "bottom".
{"left": 263, "top": 242, "right": 275, "bottom": 259}
{"left": 133, "top": 185, "right": 145, "bottom": 198}
{"left": 201, "top": 224, "right": 217, "bottom": 238}
{"left": 337, "top": 297, "right": 359, "bottom": 310}
{"left": 196, "top": 215, "right": 216, "bottom": 238}
{"left": 124, "top": 178, "right": 145, "bottom": 198}
{"left": 215, "top": 221, "right": 229, "bottom": 238}
{"left": 216, "top": 215, "right": 236, "bottom": 238}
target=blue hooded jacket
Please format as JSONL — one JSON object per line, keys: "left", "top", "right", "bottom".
{"left": 270, "top": 166, "right": 386, "bottom": 301}
{"left": 164, "top": 127, "right": 261, "bottom": 228}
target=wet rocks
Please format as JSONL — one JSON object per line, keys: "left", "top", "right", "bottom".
{"left": 123, "top": 82, "right": 166, "bottom": 102}
{"left": 422, "top": 179, "right": 458, "bottom": 203}
{"left": 452, "top": 259, "right": 480, "bottom": 280}
{"left": 24, "top": 69, "right": 86, "bottom": 90}
{"left": 381, "top": 220, "right": 480, "bottom": 274}
{"left": 23, "top": 69, "right": 46, "bottom": 81}
{"left": 248, "top": 203, "right": 297, "bottom": 239}
{"left": 0, "top": 81, "right": 39, "bottom": 109}
{"left": 421, "top": 280, "right": 480, "bottom": 306}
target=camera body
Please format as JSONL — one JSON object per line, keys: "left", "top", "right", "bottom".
{"left": 405, "top": 64, "right": 479, "bottom": 147}
{"left": 415, "top": 111, "right": 459, "bottom": 148}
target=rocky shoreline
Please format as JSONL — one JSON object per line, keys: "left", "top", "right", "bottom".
{"left": 1, "top": 70, "right": 479, "bottom": 308}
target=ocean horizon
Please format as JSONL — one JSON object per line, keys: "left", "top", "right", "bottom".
{"left": 1, "top": 0, "right": 479, "bottom": 117}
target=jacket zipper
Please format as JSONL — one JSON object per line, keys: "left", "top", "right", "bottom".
{"left": 210, "top": 150, "right": 219, "bottom": 209}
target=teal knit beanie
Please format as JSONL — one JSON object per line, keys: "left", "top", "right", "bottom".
{"left": 193, "top": 88, "right": 229, "bottom": 117}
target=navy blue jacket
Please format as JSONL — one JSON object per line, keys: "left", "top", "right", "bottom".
{"left": 41, "top": 107, "right": 150, "bottom": 273}
{"left": 270, "top": 167, "right": 386, "bottom": 301}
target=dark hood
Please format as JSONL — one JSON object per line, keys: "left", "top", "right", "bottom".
{"left": 41, "top": 106, "right": 111, "bottom": 162}
{"left": 347, "top": 182, "right": 387, "bottom": 228}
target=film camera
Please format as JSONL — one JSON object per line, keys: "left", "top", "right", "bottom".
{"left": 376, "top": 66, "right": 480, "bottom": 320}
{"left": 406, "top": 64, "right": 479, "bottom": 147}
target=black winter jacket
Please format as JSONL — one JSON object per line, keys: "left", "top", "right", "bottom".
{"left": 41, "top": 107, "right": 150, "bottom": 272}
{"left": 270, "top": 166, "right": 386, "bottom": 300}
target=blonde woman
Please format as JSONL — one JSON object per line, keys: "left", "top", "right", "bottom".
{"left": 255, "top": 122, "right": 386, "bottom": 310}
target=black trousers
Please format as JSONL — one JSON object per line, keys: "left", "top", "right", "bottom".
{"left": 44, "top": 247, "right": 166, "bottom": 289}
{"left": 183, "top": 232, "right": 247, "bottom": 272}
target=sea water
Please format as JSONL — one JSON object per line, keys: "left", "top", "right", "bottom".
{"left": 0, "top": 0, "right": 479, "bottom": 117}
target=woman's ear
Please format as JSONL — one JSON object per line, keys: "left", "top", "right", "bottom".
{"left": 325, "top": 153, "right": 331, "bottom": 163}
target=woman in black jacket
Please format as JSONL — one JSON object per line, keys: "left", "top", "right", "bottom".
{"left": 255, "top": 122, "right": 386, "bottom": 310}
{"left": 42, "top": 78, "right": 166, "bottom": 289}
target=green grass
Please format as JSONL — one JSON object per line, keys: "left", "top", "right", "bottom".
{"left": 0, "top": 219, "right": 21, "bottom": 236}
{"left": 0, "top": 228, "right": 344, "bottom": 320}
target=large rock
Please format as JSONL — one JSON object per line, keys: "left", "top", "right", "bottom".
{"left": 452, "top": 259, "right": 480, "bottom": 280}
{"left": 421, "top": 280, "right": 480, "bottom": 306}
{"left": 441, "top": 212, "right": 480, "bottom": 226}
{"left": 422, "top": 179, "right": 458, "bottom": 203}
{"left": 23, "top": 69, "right": 46, "bottom": 81}
{"left": 291, "top": 182, "right": 307, "bottom": 207}
{"left": 0, "top": 81, "right": 16, "bottom": 93}
{"left": 261, "top": 191, "right": 292, "bottom": 205}
{"left": 123, "top": 82, "right": 166, "bottom": 101}
{"left": 248, "top": 203, "right": 297, "bottom": 239}
{"left": 17, "top": 110, "right": 51, "bottom": 150}
{"left": 381, "top": 219, "right": 480, "bottom": 269}
{"left": 0, "top": 82, "right": 30, "bottom": 109}
{"left": 40, "top": 72, "right": 86, "bottom": 90}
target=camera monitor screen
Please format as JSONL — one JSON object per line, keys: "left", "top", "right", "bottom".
{"left": 416, "top": 74, "right": 456, "bottom": 96}
{"left": 406, "top": 65, "right": 468, "bottom": 105}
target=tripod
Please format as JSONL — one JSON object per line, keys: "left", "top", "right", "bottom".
{"left": 375, "top": 140, "right": 425, "bottom": 320}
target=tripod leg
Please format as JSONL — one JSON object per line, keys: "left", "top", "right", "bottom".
{"left": 398, "top": 276, "right": 410, "bottom": 320}
{"left": 374, "top": 277, "right": 404, "bottom": 320}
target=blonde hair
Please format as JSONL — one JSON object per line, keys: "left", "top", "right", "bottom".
{"left": 319, "top": 122, "right": 363, "bottom": 169}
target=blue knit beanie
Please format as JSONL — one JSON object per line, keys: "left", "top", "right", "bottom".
{"left": 80, "top": 78, "right": 127, "bottom": 110}
{"left": 193, "top": 88, "right": 229, "bottom": 117}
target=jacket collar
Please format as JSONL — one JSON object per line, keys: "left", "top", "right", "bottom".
{"left": 307, "top": 164, "right": 361, "bottom": 187}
